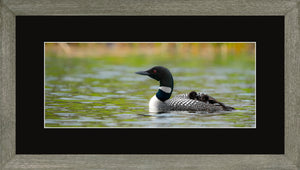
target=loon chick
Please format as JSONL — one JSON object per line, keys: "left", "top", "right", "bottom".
{"left": 136, "top": 66, "right": 235, "bottom": 113}
{"left": 188, "top": 91, "right": 235, "bottom": 111}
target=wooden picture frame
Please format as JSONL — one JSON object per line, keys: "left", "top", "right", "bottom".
{"left": 1, "top": 0, "right": 299, "bottom": 169}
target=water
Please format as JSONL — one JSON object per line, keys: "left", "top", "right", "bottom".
{"left": 45, "top": 57, "right": 255, "bottom": 128}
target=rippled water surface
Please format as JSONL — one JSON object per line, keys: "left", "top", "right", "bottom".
{"left": 45, "top": 57, "right": 255, "bottom": 128}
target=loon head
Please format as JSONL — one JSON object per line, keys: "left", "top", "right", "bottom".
{"left": 135, "top": 66, "right": 173, "bottom": 88}
{"left": 136, "top": 66, "right": 174, "bottom": 101}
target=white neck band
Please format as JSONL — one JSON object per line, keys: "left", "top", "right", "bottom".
{"left": 159, "top": 86, "right": 172, "bottom": 93}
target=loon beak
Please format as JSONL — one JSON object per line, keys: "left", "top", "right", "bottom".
{"left": 135, "top": 70, "right": 150, "bottom": 76}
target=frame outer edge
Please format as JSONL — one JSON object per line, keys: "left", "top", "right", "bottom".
{"left": 1, "top": 0, "right": 299, "bottom": 169}
{"left": 285, "top": 5, "right": 300, "bottom": 168}
{"left": 0, "top": 1, "right": 16, "bottom": 168}
{"left": 296, "top": 2, "right": 300, "bottom": 168}
{"left": 285, "top": 2, "right": 300, "bottom": 168}
{"left": 1, "top": 0, "right": 298, "bottom": 15}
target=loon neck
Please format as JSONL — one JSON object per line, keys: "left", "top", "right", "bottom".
{"left": 156, "top": 77, "right": 174, "bottom": 102}
{"left": 156, "top": 86, "right": 173, "bottom": 102}
{"left": 159, "top": 75, "right": 173, "bottom": 89}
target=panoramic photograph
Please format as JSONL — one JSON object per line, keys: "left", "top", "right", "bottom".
{"left": 44, "top": 42, "right": 255, "bottom": 128}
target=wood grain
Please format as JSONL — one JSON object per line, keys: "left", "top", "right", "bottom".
{"left": 0, "top": 3, "right": 16, "bottom": 169}
{"left": 0, "top": 0, "right": 299, "bottom": 169}
{"left": 2, "top": 0, "right": 298, "bottom": 15}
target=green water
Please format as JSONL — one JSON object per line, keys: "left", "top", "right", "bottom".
{"left": 45, "top": 56, "right": 255, "bottom": 128}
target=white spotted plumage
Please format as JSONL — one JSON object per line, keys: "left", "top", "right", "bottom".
{"left": 164, "top": 93, "right": 223, "bottom": 112}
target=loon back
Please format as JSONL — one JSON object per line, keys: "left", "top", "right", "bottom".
{"left": 136, "top": 66, "right": 234, "bottom": 113}
{"left": 166, "top": 94, "right": 224, "bottom": 112}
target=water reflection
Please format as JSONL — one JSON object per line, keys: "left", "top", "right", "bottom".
{"left": 45, "top": 60, "right": 255, "bottom": 128}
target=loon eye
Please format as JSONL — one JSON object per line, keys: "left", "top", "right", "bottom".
{"left": 153, "top": 69, "right": 157, "bottom": 74}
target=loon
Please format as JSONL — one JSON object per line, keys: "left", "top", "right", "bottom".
{"left": 136, "top": 66, "right": 235, "bottom": 113}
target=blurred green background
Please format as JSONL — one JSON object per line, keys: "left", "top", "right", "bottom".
{"left": 45, "top": 42, "right": 255, "bottom": 68}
